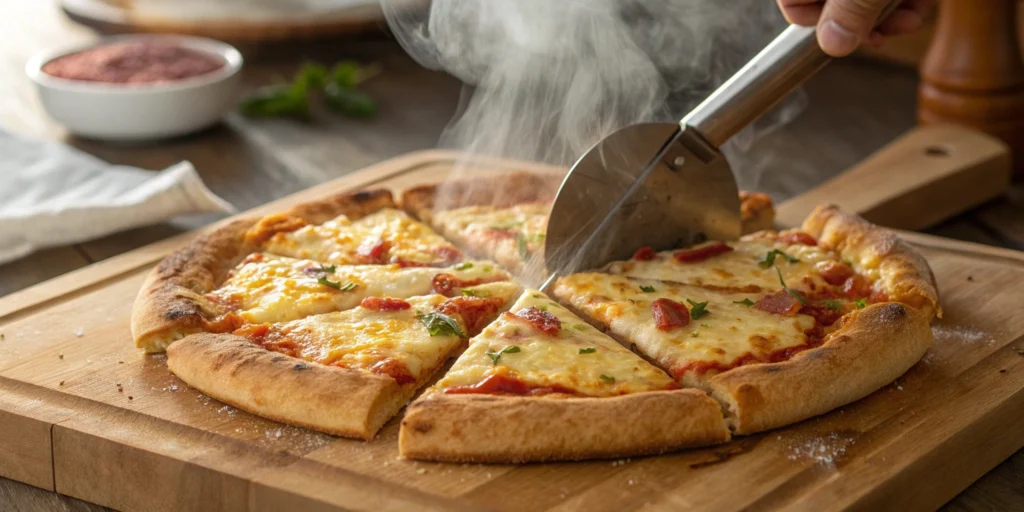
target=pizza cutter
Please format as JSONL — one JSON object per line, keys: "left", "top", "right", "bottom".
{"left": 541, "top": 2, "right": 901, "bottom": 290}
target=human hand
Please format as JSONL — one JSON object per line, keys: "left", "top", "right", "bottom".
{"left": 777, "top": 0, "right": 936, "bottom": 57}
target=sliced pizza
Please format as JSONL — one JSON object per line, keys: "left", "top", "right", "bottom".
{"left": 399, "top": 289, "right": 729, "bottom": 462}
{"left": 554, "top": 205, "right": 940, "bottom": 435}
{"left": 204, "top": 252, "right": 513, "bottom": 324}
{"left": 168, "top": 289, "right": 519, "bottom": 440}
{"left": 251, "top": 207, "right": 464, "bottom": 267}
{"left": 401, "top": 173, "right": 776, "bottom": 274}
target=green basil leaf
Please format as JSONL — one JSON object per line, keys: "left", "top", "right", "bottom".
{"left": 417, "top": 312, "right": 467, "bottom": 338}
{"left": 639, "top": 285, "right": 656, "bottom": 293}
{"left": 821, "top": 299, "right": 843, "bottom": 311}
{"left": 324, "top": 83, "right": 377, "bottom": 117}
{"left": 317, "top": 276, "right": 341, "bottom": 289}
{"left": 733, "top": 298, "right": 755, "bottom": 307}
{"left": 775, "top": 267, "right": 808, "bottom": 305}
{"left": 238, "top": 84, "right": 309, "bottom": 117}
{"left": 686, "top": 299, "right": 710, "bottom": 319}
{"left": 600, "top": 374, "right": 615, "bottom": 383}
{"left": 855, "top": 298, "right": 867, "bottom": 309}
{"left": 486, "top": 345, "right": 521, "bottom": 365}
{"left": 579, "top": 347, "right": 597, "bottom": 354}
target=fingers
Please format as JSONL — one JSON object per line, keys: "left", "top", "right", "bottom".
{"left": 876, "top": 0, "right": 935, "bottom": 36}
{"left": 777, "top": 0, "right": 823, "bottom": 25}
{"left": 818, "top": 0, "right": 891, "bottom": 57}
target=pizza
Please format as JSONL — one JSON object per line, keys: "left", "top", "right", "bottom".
{"left": 402, "top": 173, "right": 778, "bottom": 273}
{"left": 132, "top": 174, "right": 940, "bottom": 463}
{"left": 552, "top": 205, "right": 940, "bottom": 435}
{"left": 399, "top": 289, "right": 729, "bottom": 462}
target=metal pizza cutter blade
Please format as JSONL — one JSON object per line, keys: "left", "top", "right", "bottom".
{"left": 541, "top": 1, "right": 901, "bottom": 290}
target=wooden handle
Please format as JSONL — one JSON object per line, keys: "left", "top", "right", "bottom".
{"left": 776, "top": 124, "right": 1011, "bottom": 230}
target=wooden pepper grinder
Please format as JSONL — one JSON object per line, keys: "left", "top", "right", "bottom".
{"left": 918, "top": 0, "right": 1024, "bottom": 175}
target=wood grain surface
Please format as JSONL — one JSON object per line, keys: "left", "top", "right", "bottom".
{"left": 2, "top": 1, "right": 1024, "bottom": 510}
{"left": 0, "top": 153, "right": 1023, "bottom": 512}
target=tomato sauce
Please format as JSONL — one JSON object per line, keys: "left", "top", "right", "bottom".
{"left": 42, "top": 41, "right": 225, "bottom": 84}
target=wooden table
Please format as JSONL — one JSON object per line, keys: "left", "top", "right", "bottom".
{"left": 1, "top": 2, "right": 1022, "bottom": 510}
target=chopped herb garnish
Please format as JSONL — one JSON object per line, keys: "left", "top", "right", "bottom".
{"left": 417, "top": 312, "right": 467, "bottom": 338}
{"left": 843, "top": 259, "right": 854, "bottom": 267}
{"left": 758, "top": 249, "right": 800, "bottom": 268}
{"left": 532, "top": 293, "right": 543, "bottom": 299}
{"left": 536, "top": 304, "right": 548, "bottom": 311}
{"left": 453, "top": 262, "right": 473, "bottom": 271}
{"left": 462, "top": 288, "right": 490, "bottom": 297}
{"left": 821, "top": 299, "right": 843, "bottom": 311}
{"left": 486, "top": 345, "right": 521, "bottom": 365}
{"left": 600, "top": 374, "right": 615, "bottom": 383}
{"left": 691, "top": 330, "right": 700, "bottom": 338}
{"left": 734, "top": 298, "right": 755, "bottom": 307}
{"left": 339, "top": 281, "right": 358, "bottom": 292}
{"left": 317, "top": 276, "right": 342, "bottom": 289}
{"left": 701, "top": 323, "right": 711, "bottom": 328}
{"left": 855, "top": 298, "right": 867, "bottom": 309}
{"left": 316, "top": 264, "right": 337, "bottom": 274}
{"left": 639, "top": 285, "right": 656, "bottom": 293}
{"left": 579, "top": 347, "right": 597, "bottom": 354}
{"left": 687, "top": 299, "right": 710, "bottom": 319}
{"left": 482, "top": 265, "right": 493, "bottom": 272}
{"left": 573, "top": 324, "right": 588, "bottom": 331}
{"left": 775, "top": 267, "right": 808, "bottom": 305}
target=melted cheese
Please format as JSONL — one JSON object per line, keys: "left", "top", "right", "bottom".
{"left": 207, "top": 254, "right": 512, "bottom": 324}
{"left": 604, "top": 239, "right": 838, "bottom": 293}
{"left": 432, "top": 203, "right": 549, "bottom": 258}
{"left": 266, "top": 295, "right": 458, "bottom": 380}
{"left": 553, "top": 273, "right": 816, "bottom": 383}
{"left": 263, "top": 208, "right": 461, "bottom": 265}
{"left": 433, "top": 289, "right": 676, "bottom": 396}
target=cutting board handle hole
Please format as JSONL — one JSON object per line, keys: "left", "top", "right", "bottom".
{"left": 924, "top": 145, "right": 951, "bottom": 157}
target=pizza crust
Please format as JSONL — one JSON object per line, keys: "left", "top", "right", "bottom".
{"left": 802, "top": 204, "right": 942, "bottom": 320}
{"left": 167, "top": 333, "right": 413, "bottom": 440}
{"left": 706, "top": 302, "right": 932, "bottom": 434}
{"left": 131, "top": 189, "right": 395, "bottom": 353}
{"left": 398, "top": 389, "right": 729, "bottom": 463}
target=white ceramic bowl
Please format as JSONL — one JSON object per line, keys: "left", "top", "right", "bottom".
{"left": 26, "top": 35, "right": 243, "bottom": 141}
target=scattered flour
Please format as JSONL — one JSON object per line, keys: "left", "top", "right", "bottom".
{"left": 931, "top": 324, "right": 994, "bottom": 345}
{"left": 74, "top": 328, "right": 85, "bottom": 337}
{"left": 787, "top": 432, "right": 854, "bottom": 466}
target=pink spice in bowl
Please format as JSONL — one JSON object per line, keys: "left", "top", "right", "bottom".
{"left": 26, "top": 35, "right": 243, "bottom": 141}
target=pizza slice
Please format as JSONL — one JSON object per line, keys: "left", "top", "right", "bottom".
{"left": 204, "top": 252, "right": 513, "bottom": 324}
{"left": 250, "top": 207, "right": 464, "bottom": 267}
{"left": 401, "top": 173, "right": 776, "bottom": 274}
{"left": 399, "top": 289, "right": 729, "bottom": 462}
{"left": 554, "top": 205, "right": 940, "bottom": 435}
{"left": 167, "top": 290, "right": 519, "bottom": 440}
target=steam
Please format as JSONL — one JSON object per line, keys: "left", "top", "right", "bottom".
{"left": 381, "top": 0, "right": 804, "bottom": 190}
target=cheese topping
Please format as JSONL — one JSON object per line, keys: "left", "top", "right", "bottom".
{"left": 247, "top": 295, "right": 459, "bottom": 382}
{"left": 263, "top": 208, "right": 461, "bottom": 265}
{"left": 605, "top": 239, "right": 839, "bottom": 293}
{"left": 206, "top": 254, "right": 512, "bottom": 324}
{"left": 433, "top": 289, "right": 676, "bottom": 396}
{"left": 553, "top": 273, "right": 816, "bottom": 382}
{"left": 432, "top": 203, "right": 549, "bottom": 257}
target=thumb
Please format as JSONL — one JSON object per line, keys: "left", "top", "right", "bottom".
{"left": 818, "top": 0, "right": 889, "bottom": 57}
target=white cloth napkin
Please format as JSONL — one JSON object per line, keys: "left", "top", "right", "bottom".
{"left": 0, "top": 130, "right": 235, "bottom": 265}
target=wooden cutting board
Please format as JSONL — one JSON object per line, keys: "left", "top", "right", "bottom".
{"left": 1, "top": 127, "right": 1021, "bottom": 512}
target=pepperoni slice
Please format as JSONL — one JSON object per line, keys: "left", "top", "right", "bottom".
{"left": 779, "top": 232, "right": 817, "bottom": 246}
{"left": 437, "top": 296, "right": 504, "bottom": 337}
{"left": 431, "top": 273, "right": 505, "bottom": 297}
{"left": 485, "top": 227, "right": 519, "bottom": 240}
{"left": 842, "top": 274, "right": 873, "bottom": 298}
{"left": 754, "top": 291, "right": 801, "bottom": 316}
{"left": 816, "top": 260, "right": 854, "bottom": 286}
{"left": 434, "top": 246, "right": 463, "bottom": 265}
{"left": 651, "top": 298, "right": 690, "bottom": 331}
{"left": 511, "top": 307, "right": 562, "bottom": 335}
{"left": 673, "top": 241, "right": 733, "bottom": 263}
{"left": 356, "top": 237, "right": 391, "bottom": 263}
{"left": 800, "top": 304, "right": 845, "bottom": 326}
{"left": 360, "top": 297, "right": 411, "bottom": 311}
{"left": 371, "top": 358, "right": 416, "bottom": 385}
{"left": 633, "top": 246, "right": 656, "bottom": 261}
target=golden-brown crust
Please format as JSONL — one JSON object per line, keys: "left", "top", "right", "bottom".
{"left": 131, "top": 189, "right": 395, "bottom": 353}
{"left": 167, "top": 333, "right": 412, "bottom": 440}
{"left": 801, "top": 204, "right": 942, "bottom": 320}
{"left": 706, "top": 302, "right": 932, "bottom": 435}
{"left": 739, "top": 191, "right": 775, "bottom": 234}
{"left": 399, "top": 172, "right": 562, "bottom": 223}
{"left": 398, "top": 389, "right": 729, "bottom": 463}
